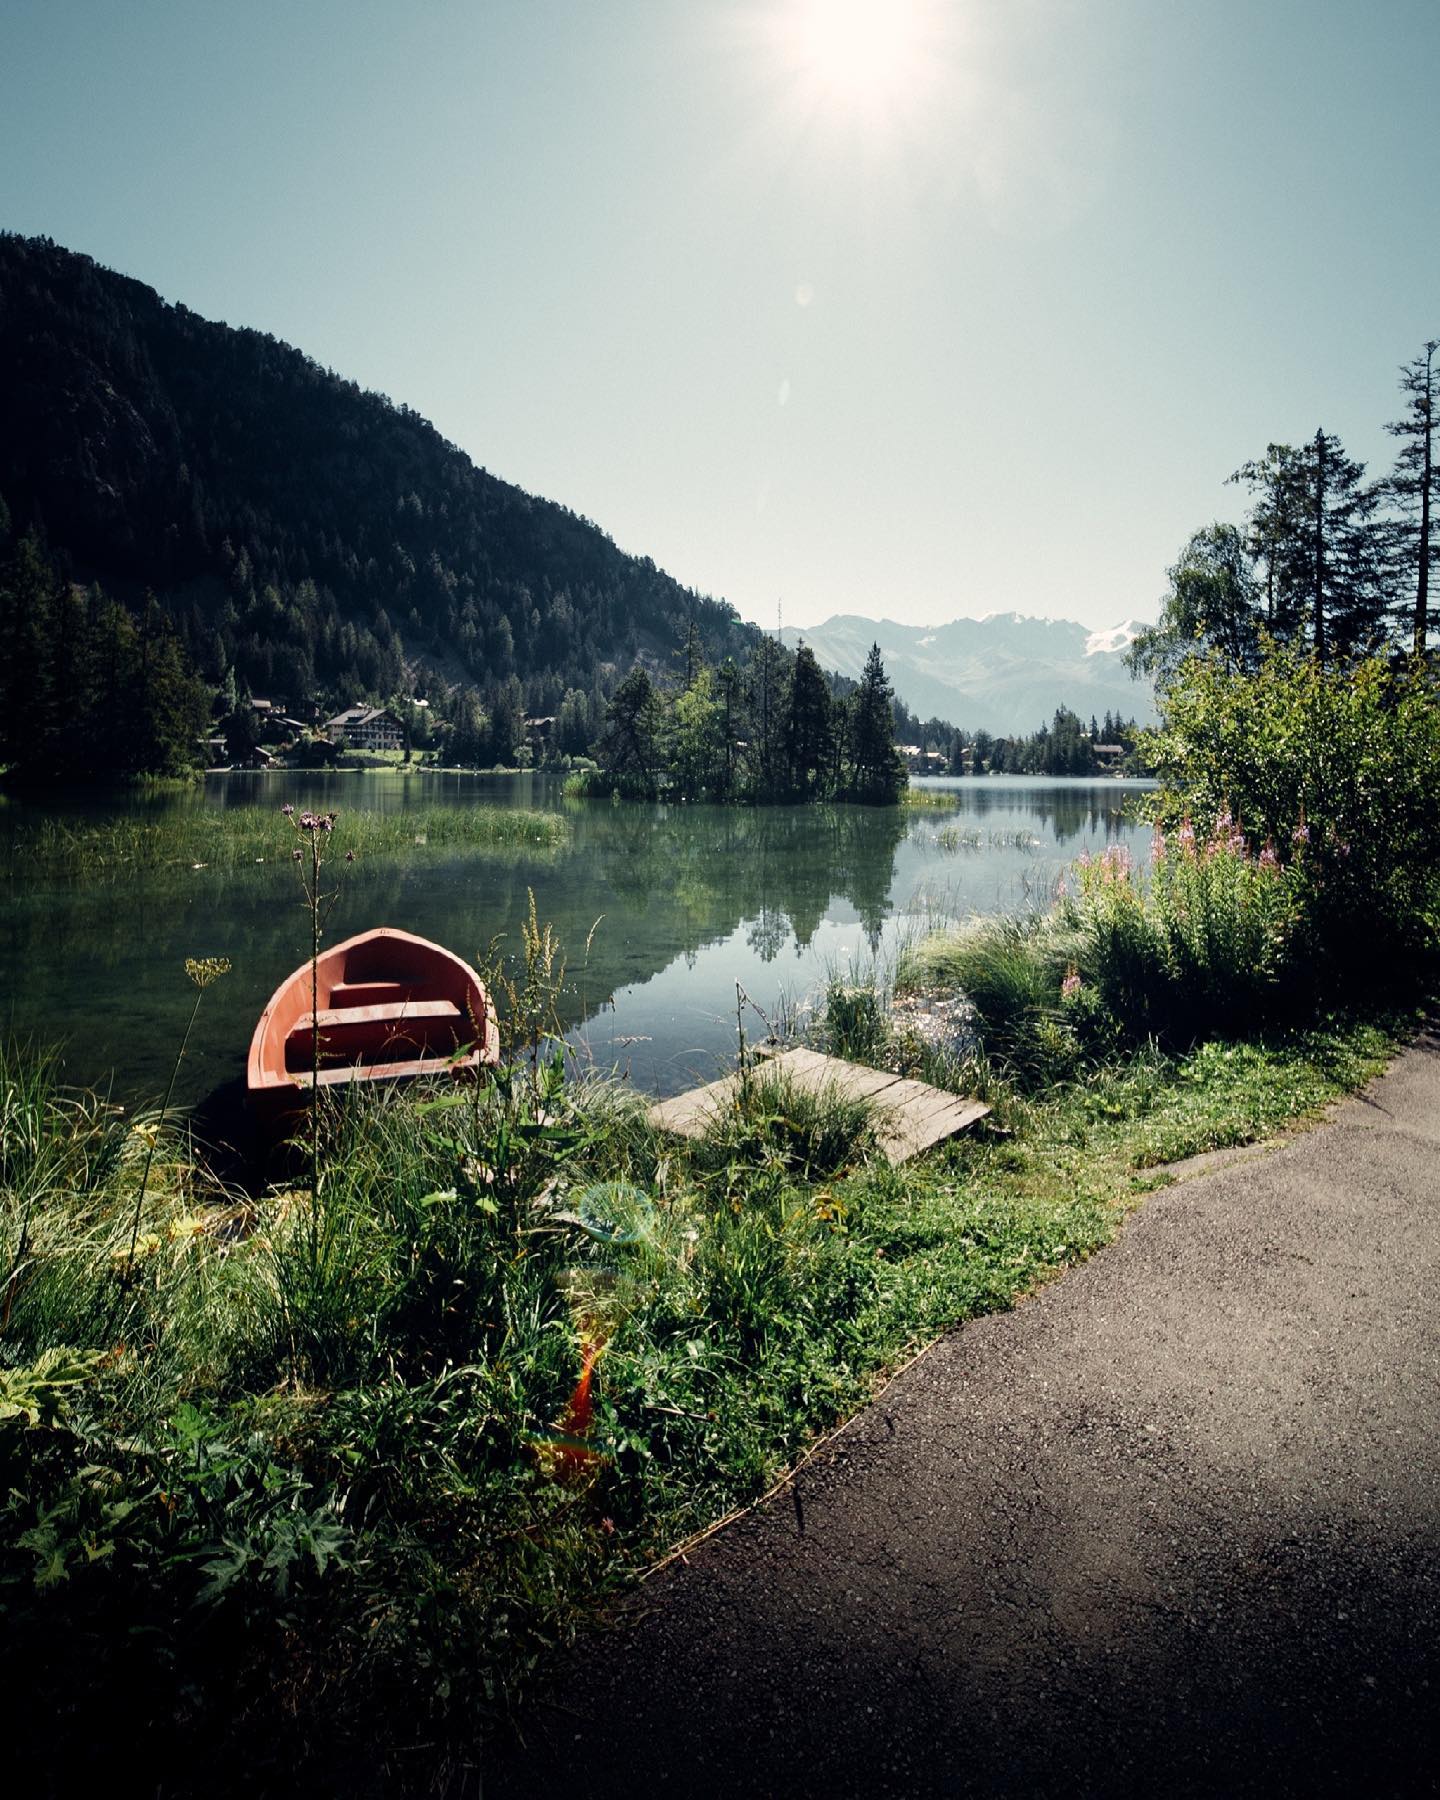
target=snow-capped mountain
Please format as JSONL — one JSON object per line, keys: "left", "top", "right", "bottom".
{"left": 780, "top": 613, "right": 1157, "bottom": 736}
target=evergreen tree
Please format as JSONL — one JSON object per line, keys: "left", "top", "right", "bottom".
{"left": 844, "top": 644, "right": 906, "bottom": 803}
{"left": 1301, "top": 430, "right": 1387, "bottom": 663}
{"left": 784, "top": 643, "right": 834, "bottom": 799}
{"left": 744, "top": 635, "right": 790, "bottom": 801}
{"left": 714, "top": 657, "right": 744, "bottom": 801}
{"left": 598, "top": 664, "right": 664, "bottom": 791}
{"left": 1230, "top": 444, "right": 1312, "bottom": 640}
{"left": 1385, "top": 339, "right": 1439, "bottom": 657}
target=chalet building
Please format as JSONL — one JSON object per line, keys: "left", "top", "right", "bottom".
{"left": 325, "top": 704, "right": 406, "bottom": 752}
{"left": 900, "top": 745, "right": 948, "bottom": 774}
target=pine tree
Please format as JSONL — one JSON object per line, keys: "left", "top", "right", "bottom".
{"left": 1230, "top": 444, "right": 1311, "bottom": 639}
{"left": 784, "top": 643, "right": 834, "bottom": 799}
{"left": 744, "top": 635, "right": 790, "bottom": 801}
{"left": 844, "top": 644, "right": 906, "bottom": 803}
{"left": 1385, "top": 339, "right": 1438, "bottom": 657}
{"left": 599, "top": 664, "right": 663, "bottom": 791}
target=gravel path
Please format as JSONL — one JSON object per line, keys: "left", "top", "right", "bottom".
{"left": 486, "top": 1025, "right": 1440, "bottom": 1798}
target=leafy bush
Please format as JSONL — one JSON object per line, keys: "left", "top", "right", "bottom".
{"left": 1073, "top": 828, "right": 1300, "bottom": 1038}
{"left": 1142, "top": 645, "right": 1440, "bottom": 977}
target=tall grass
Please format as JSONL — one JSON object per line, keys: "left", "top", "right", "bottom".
{"left": 5, "top": 803, "right": 567, "bottom": 878}
{"left": 0, "top": 890, "right": 1409, "bottom": 1789}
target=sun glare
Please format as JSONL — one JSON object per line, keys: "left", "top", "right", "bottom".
{"left": 783, "top": 0, "right": 935, "bottom": 109}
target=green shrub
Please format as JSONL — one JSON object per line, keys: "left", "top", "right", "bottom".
{"left": 1142, "top": 645, "right": 1440, "bottom": 979}
{"left": 1073, "top": 828, "right": 1300, "bottom": 1039}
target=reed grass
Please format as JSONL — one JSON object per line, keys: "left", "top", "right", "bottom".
{"left": 0, "top": 983, "right": 1407, "bottom": 1790}
{"left": 5, "top": 803, "right": 568, "bottom": 878}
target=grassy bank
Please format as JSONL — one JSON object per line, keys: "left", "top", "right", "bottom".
{"left": 4, "top": 802, "right": 568, "bottom": 878}
{"left": 0, "top": 986, "right": 1402, "bottom": 1792}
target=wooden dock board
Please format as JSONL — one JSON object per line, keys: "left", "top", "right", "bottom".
{"left": 647, "top": 1046, "right": 990, "bottom": 1166}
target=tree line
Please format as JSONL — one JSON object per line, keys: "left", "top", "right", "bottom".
{"left": 1131, "top": 340, "right": 1438, "bottom": 683}
{"left": 583, "top": 633, "right": 907, "bottom": 804}
{"left": 0, "top": 523, "right": 210, "bottom": 780}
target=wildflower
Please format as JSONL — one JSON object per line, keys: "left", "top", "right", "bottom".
{"left": 1152, "top": 825, "right": 1167, "bottom": 861}
{"left": 1291, "top": 822, "right": 1310, "bottom": 846}
{"left": 1177, "top": 820, "right": 1196, "bottom": 852}
{"left": 1259, "top": 842, "right": 1279, "bottom": 870}
{"left": 345, "top": 849, "right": 356, "bottom": 863}
{"left": 293, "top": 848, "right": 303, "bottom": 862}
{"left": 184, "top": 955, "right": 232, "bottom": 990}
{"left": 281, "top": 803, "right": 295, "bottom": 817}
{"left": 1061, "top": 967, "right": 1082, "bottom": 1000}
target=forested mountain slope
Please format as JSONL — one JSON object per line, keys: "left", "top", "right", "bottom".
{"left": 0, "top": 233, "right": 756, "bottom": 711}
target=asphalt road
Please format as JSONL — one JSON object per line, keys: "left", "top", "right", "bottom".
{"left": 486, "top": 1025, "right": 1440, "bottom": 1799}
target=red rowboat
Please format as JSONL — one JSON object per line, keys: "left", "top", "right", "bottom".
{"left": 247, "top": 926, "right": 499, "bottom": 1113}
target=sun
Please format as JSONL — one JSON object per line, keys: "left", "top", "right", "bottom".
{"left": 781, "top": 0, "right": 937, "bottom": 109}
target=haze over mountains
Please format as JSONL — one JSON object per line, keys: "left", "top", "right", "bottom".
{"left": 783, "top": 614, "right": 1156, "bottom": 737}
{"left": 0, "top": 234, "right": 1156, "bottom": 735}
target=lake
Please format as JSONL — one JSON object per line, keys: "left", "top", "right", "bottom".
{"left": 0, "top": 773, "right": 1153, "bottom": 1108}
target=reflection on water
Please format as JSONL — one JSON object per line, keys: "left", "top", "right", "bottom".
{"left": 0, "top": 773, "right": 1151, "bottom": 1105}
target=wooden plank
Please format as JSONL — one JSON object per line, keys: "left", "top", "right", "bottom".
{"left": 647, "top": 1046, "right": 989, "bottom": 1166}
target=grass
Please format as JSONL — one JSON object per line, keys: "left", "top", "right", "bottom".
{"left": 0, "top": 981, "right": 1405, "bottom": 1791}
{"left": 4, "top": 803, "right": 568, "bottom": 877}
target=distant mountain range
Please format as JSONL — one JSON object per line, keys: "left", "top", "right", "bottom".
{"left": 781, "top": 613, "right": 1157, "bottom": 737}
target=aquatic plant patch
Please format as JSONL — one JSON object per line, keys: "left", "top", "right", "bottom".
{"left": 5, "top": 803, "right": 567, "bottom": 878}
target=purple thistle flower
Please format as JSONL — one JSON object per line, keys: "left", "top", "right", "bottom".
{"left": 281, "top": 803, "right": 295, "bottom": 818}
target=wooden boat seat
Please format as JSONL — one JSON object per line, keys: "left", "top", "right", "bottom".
{"left": 292, "top": 1055, "right": 465, "bottom": 1088}
{"left": 297, "top": 999, "right": 462, "bottom": 1033}
{"left": 284, "top": 999, "right": 467, "bottom": 1072}
{"left": 327, "top": 980, "right": 425, "bottom": 1006}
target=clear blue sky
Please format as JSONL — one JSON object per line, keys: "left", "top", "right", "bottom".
{"left": 2, "top": 0, "right": 1436, "bottom": 632}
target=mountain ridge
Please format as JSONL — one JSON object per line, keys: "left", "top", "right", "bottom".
{"left": 781, "top": 613, "right": 1156, "bottom": 736}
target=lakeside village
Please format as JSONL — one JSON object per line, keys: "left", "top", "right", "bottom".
{"left": 209, "top": 687, "right": 1142, "bottom": 782}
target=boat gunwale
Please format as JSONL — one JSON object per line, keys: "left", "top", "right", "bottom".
{"left": 246, "top": 926, "right": 499, "bottom": 1095}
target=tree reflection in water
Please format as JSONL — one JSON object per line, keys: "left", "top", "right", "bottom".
{"left": 0, "top": 777, "right": 1149, "bottom": 1104}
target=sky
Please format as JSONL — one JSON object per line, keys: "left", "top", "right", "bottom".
{"left": 2, "top": 0, "right": 1437, "bottom": 634}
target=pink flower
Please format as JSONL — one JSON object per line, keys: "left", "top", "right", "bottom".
{"left": 1061, "top": 968, "right": 1082, "bottom": 1000}
{"left": 1259, "top": 842, "right": 1279, "bottom": 870}
{"left": 1291, "top": 822, "right": 1310, "bottom": 846}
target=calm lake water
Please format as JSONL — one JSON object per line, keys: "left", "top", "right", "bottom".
{"left": 0, "top": 773, "right": 1153, "bottom": 1108}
